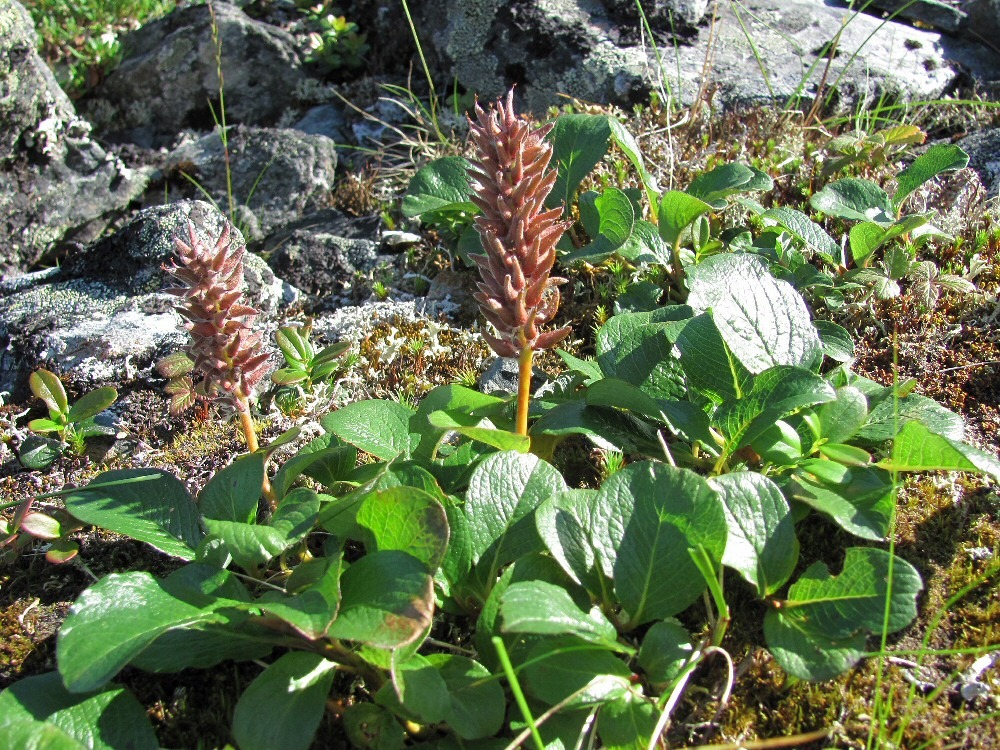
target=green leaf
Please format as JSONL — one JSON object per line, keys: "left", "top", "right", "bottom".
{"left": 556, "top": 349, "right": 604, "bottom": 384}
{"left": 232, "top": 653, "right": 337, "bottom": 750}
{"left": 501, "top": 580, "right": 623, "bottom": 650}
{"left": 273, "top": 436, "right": 357, "bottom": 499}
{"left": 1, "top": 719, "right": 81, "bottom": 748}
{"left": 57, "top": 572, "right": 232, "bottom": 692}
{"left": 535, "top": 489, "right": 606, "bottom": 596}
{"left": 637, "top": 619, "right": 693, "bottom": 684}
{"left": 271, "top": 367, "right": 308, "bottom": 385}
{"left": 256, "top": 554, "right": 342, "bottom": 639}
{"left": 856, "top": 391, "right": 964, "bottom": 445}
{"left": 276, "top": 326, "right": 311, "bottom": 363}
{"left": 848, "top": 221, "right": 884, "bottom": 267}
{"left": 20, "top": 511, "right": 62, "bottom": 540}
{"left": 687, "top": 253, "right": 823, "bottom": 373}
{"left": 17, "top": 434, "right": 61, "bottom": 468}
{"left": 814, "top": 386, "right": 868, "bottom": 443}
{"left": 322, "top": 400, "right": 418, "bottom": 460}
{"left": 200, "top": 453, "right": 264, "bottom": 523}
{"left": 465, "top": 451, "right": 568, "bottom": 585}
{"left": 427, "top": 410, "right": 529, "bottom": 453}
{"left": 29, "top": 369, "right": 68, "bottom": 416}
{"left": 814, "top": 320, "right": 855, "bottom": 364}
{"left": 531, "top": 401, "right": 665, "bottom": 456}
{"left": 204, "top": 488, "right": 319, "bottom": 570}
{"left": 66, "top": 387, "right": 117, "bottom": 424}
{"left": 619, "top": 219, "right": 672, "bottom": 266}
{"left": 657, "top": 190, "right": 713, "bottom": 245}
{"left": 343, "top": 703, "right": 405, "bottom": 750}
{"left": 412, "top": 383, "right": 508, "bottom": 459}
{"left": 402, "top": 156, "right": 477, "bottom": 218}
{"left": 547, "top": 114, "right": 612, "bottom": 209}
{"left": 880, "top": 420, "right": 1000, "bottom": 480}
{"left": 712, "top": 472, "right": 797, "bottom": 595}
{"left": 762, "top": 207, "right": 840, "bottom": 261}
{"left": 357, "top": 486, "right": 449, "bottom": 570}
{"left": 688, "top": 162, "right": 772, "bottom": 205}
{"left": 380, "top": 654, "right": 450, "bottom": 724}
{"left": 765, "top": 548, "right": 922, "bottom": 680}
{"left": 564, "top": 187, "right": 635, "bottom": 262}
{"left": 326, "top": 550, "right": 433, "bottom": 648}
{"left": 0, "top": 672, "right": 157, "bottom": 750}
{"left": 764, "top": 609, "right": 867, "bottom": 682}
{"left": 714, "top": 366, "right": 836, "bottom": 453}
{"left": 596, "top": 312, "right": 688, "bottom": 400}
{"left": 674, "top": 312, "right": 751, "bottom": 403}
{"left": 522, "top": 637, "right": 632, "bottom": 707}
{"left": 62, "top": 469, "right": 201, "bottom": 560}
{"left": 596, "top": 462, "right": 727, "bottom": 625}
{"left": 597, "top": 690, "right": 659, "bottom": 750}
{"left": 818, "top": 443, "right": 872, "bottom": 466}
{"left": 608, "top": 116, "right": 660, "bottom": 207}
{"left": 894, "top": 144, "right": 969, "bottom": 210}
{"left": 810, "top": 178, "right": 893, "bottom": 223}
{"left": 425, "top": 654, "right": 506, "bottom": 740}
{"left": 28, "top": 417, "right": 64, "bottom": 434}
{"left": 130, "top": 622, "right": 275, "bottom": 673}
{"left": 785, "top": 460, "right": 895, "bottom": 540}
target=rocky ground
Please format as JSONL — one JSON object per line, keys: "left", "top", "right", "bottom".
{"left": 3, "top": 0, "right": 1000, "bottom": 747}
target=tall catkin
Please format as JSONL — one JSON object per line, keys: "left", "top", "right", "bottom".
{"left": 467, "top": 89, "right": 571, "bottom": 360}
{"left": 162, "top": 221, "right": 271, "bottom": 417}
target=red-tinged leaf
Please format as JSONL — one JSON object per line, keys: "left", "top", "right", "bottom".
{"left": 156, "top": 352, "right": 195, "bottom": 378}
{"left": 29, "top": 369, "right": 69, "bottom": 415}
{"left": 45, "top": 538, "right": 79, "bottom": 564}
{"left": 21, "top": 511, "right": 62, "bottom": 540}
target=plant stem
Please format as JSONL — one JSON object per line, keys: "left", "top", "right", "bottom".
{"left": 516, "top": 346, "right": 533, "bottom": 436}
{"left": 236, "top": 395, "right": 276, "bottom": 510}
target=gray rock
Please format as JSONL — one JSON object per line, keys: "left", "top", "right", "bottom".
{"left": 166, "top": 126, "right": 338, "bottom": 240}
{"left": 862, "top": 0, "right": 967, "bottom": 34}
{"left": 478, "top": 356, "right": 548, "bottom": 396}
{"left": 262, "top": 210, "right": 381, "bottom": 297}
{"left": 81, "top": 1, "right": 309, "bottom": 146}
{"left": 0, "top": 1, "right": 149, "bottom": 276}
{"left": 418, "top": 0, "right": 1000, "bottom": 114}
{"left": 603, "top": 0, "right": 710, "bottom": 30}
{"left": 294, "top": 104, "right": 351, "bottom": 144}
{"left": 964, "top": 0, "right": 1000, "bottom": 47}
{"left": 956, "top": 128, "right": 1000, "bottom": 199}
{"left": 0, "top": 200, "right": 294, "bottom": 394}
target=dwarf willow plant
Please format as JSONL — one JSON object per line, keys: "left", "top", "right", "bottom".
{"left": 4, "top": 109, "right": 999, "bottom": 750}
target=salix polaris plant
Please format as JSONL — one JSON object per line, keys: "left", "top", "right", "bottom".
{"left": 158, "top": 220, "right": 274, "bottom": 500}
{"left": 467, "top": 89, "right": 571, "bottom": 435}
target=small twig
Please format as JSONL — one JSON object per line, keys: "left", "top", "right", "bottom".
{"left": 686, "top": 726, "right": 833, "bottom": 749}
{"left": 939, "top": 360, "right": 1000, "bottom": 373}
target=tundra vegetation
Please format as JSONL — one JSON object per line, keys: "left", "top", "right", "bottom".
{"left": 3, "top": 2, "right": 1000, "bottom": 749}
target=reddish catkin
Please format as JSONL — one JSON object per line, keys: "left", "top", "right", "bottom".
{"left": 467, "top": 88, "right": 571, "bottom": 359}
{"left": 162, "top": 221, "right": 272, "bottom": 416}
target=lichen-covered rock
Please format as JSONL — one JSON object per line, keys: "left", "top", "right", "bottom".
{"left": 0, "top": 201, "right": 296, "bottom": 394}
{"left": 0, "top": 0, "right": 149, "bottom": 276}
{"left": 81, "top": 1, "right": 309, "bottom": 146}
{"left": 964, "top": 0, "right": 1000, "bottom": 47}
{"left": 417, "top": 0, "right": 1000, "bottom": 114}
{"left": 262, "top": 209, "right": 381, "bottom": 297}
{"left": 602, "top": 0, "right": 710, "bottom": 31}
{"left": 165, "top": 126, "right": 338, "bottom": 241}
{"left": 957, "top": 128, "right": 1000, "bottom": 200}
{"left": 863, "top": 0, "right": 967, "bottom": 34}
